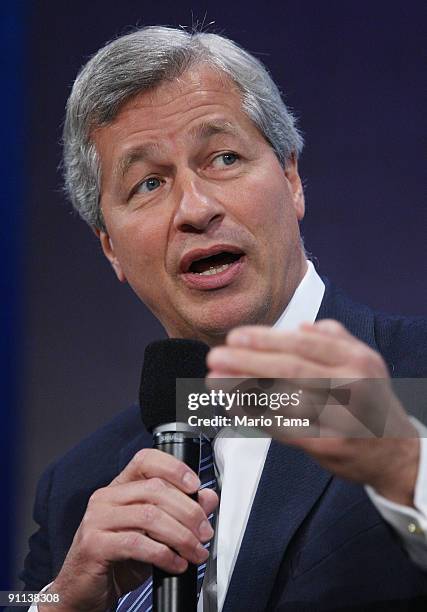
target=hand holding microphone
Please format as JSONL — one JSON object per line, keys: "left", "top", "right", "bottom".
{"left": 41, "top": 340, "right": 218, "bottom": 612}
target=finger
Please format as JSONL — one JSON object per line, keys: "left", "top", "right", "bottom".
{"left": 205, "top": 374, "right": 257, "bottom": 399}
{"left": 89, "top": 479, "right": 215, "bottom": 542}
{"left": 77, "top": 529, "right": 189, "bottom": 574}
{"left": 197, "top": 488, "right": 219, "bottom": 518}
{"left": 305, "top": 319, "right": 354, "bottom": 340}
{"left": 205, "top": 373, "right": 255, "bottom": 393}
{"left": 111, "top": 448, "right": 200, "bottom": 493}
{"left": 207, "top": 370, "right": 253, "bottom": 378}
{"left": 87, "top": 505, "right": 211, "bottom": 564}
{"left": 227, "top": 327, "right": 354, "bottom": 367}
{"left": 207, "top": 347, "right": 329, "bottom": 379}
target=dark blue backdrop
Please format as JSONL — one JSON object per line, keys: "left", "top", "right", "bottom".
{"left": 1, "top": 0, "right": 27, "bottom": 590}
{"left": 3, "top": 0, "right": 426, "bottom": 590}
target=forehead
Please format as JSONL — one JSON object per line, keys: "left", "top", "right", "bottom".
{"left": 92, "top": 65, "right": 263, "bottom": 158}
{"left": 116, "top": 65, "right": 244, "bottom": 121}
{"left": 135, "top": 64, "right": 242, "bottom": 107}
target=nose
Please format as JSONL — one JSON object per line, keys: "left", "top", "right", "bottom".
{"left": 172, "top": 171, "right": 224, "bottom": 233}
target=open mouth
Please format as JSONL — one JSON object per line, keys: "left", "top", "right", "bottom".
{"left": 179, "top": 245, "right": 246, "bottom": 289}
{"left": 189, "top": 251, "right": 242, "bottom": 276}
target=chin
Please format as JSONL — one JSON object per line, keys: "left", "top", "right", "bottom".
{"left": 183, "top": 297, "right": 272, "bottom": 344}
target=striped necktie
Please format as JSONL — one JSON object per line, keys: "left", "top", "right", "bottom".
{"left": 116, "top": 437, "right": 217, "bottom": 612}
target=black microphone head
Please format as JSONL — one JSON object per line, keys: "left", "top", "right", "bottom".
{"left": 140, "top": 339, "right": 210, "bottom": 433}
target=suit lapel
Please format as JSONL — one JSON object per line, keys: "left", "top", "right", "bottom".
{"left": 317, "top": 278, "right": 377, "bottom": 350}
{"left": 222, "top": 442, "right": 331, "bottom": 612}
{"left": 223, "top": 279, "right": 379, "bottom": 611}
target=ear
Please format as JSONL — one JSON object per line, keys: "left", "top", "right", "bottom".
{"left": 284, "top": 155, "right": 305, "bottom": 221}
{"left": 94, "top": 228, "right": 127, "bottom": 283}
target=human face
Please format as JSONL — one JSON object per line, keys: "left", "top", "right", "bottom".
{"left": 94, "top": 66, "right": 306, "bottom": 345}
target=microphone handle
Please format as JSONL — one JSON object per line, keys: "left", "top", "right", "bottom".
{"left": 153, "top": 430, "right": 201, "bottom": 612}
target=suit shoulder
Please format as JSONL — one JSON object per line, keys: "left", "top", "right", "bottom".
{"left": 46, "top": 405, "right": 149, "bottom": 493}
{"left": 319, "top": 279, "right": 426, "bottom": 375}
{"left": 373, "top": 314, "right": 427, "bottom": 376}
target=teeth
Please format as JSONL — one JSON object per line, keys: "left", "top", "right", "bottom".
{"left": 196, "top": 263, "right": 231, "bottom": 276}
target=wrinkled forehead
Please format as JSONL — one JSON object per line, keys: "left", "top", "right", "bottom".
{"left": 91, "top": 64, "right": 247, "bottom": 138}
{"left": 144, "top": 64, "right": 242, "bottom": 106}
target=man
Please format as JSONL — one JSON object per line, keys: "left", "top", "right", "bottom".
{"left": 19, "top": 26, "right": 427, "bottom": 611}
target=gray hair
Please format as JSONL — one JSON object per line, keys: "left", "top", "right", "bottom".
{"left": 63, "top": 26, "right": 304, "bottom": 230}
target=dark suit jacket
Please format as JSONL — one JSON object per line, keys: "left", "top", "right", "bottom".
{"left": 18, "top": 281, "right": 427, "bottom": 611}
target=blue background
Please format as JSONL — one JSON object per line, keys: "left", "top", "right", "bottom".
{"left": 1, "top": 0, "right": 27, "bottom": 590}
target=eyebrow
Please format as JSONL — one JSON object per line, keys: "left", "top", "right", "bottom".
{"left": 117, "top": 142, "right": 162, "bottom": 180}
{"left": 188, "top": 119, "right": 240, "bottom": 141}
{"left": 116, "top": 119, "right": 241, "bottom": 179}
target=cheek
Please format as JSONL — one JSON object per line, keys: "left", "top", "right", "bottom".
{"left": 238, "top": 173, "right": 290, "bottom": 232}
{"left": 110, "top": 214, "right": 168, "bottom": 277}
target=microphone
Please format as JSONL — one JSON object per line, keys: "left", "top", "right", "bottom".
{"left": 140, "top": 339, "right": 210, "bottom": 612}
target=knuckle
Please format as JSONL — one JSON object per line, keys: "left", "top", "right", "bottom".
{"left": 80, "top": 509, "right": 95, "bottom": 531}
{"left": 188, "top": 502, "right": 203, "bottom": 524}
{"left": 88, "top": 487, "right": 105, "bottom": 506}
{"left": 185, "top": 504, "right": 203, "bottom": 528}
{"left": 150, "top": 543, "right": 170, "bottom": 566}
{"left": 178, "top": 464, "right": 190, "bottom": 483}
{"left": 322, "top": 319, "right": 344, "bottom": 333}
{"left": 351, "top": 346, "right": 373, "bottom": 371}
{"left": 144, "top": 477, "right": 166, "bottom": 494}
{"left": 78, "top": 529, "right": 97, "bottom": 556}
{"left": 177, "top": 530, "right": 196, "bottom": 551}
{"left": 140, "top": 503, "right": 158, "bottom": 525}
{"left": 123, "top": 531, "right": 143, "bottom": 552}
{"left": 134, "top": 448, "right": 150, "bottom": 467}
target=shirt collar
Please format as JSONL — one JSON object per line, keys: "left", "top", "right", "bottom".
{"left": 273, "top": 260, "right": 325, "bottom": 331}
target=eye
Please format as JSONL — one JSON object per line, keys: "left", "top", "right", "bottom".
{"left": 212, "top": 152, "right": 239, "bottom": 168}
{"left": 135, "top": 176, "right": 162, "bottom": 194}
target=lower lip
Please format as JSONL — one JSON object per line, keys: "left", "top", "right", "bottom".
{"left": 180, "top": 257, "right": 245, "bottom": 290}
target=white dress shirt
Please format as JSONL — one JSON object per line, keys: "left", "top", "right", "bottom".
{"left": 31, "top": 261, "right": 427, "bottom": 612}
